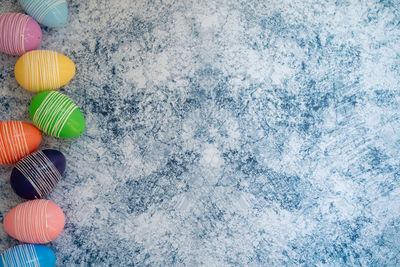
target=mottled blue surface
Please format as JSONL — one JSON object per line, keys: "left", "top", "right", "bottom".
{"left": 1, "top": 0, "right": 400, "bottom": 266}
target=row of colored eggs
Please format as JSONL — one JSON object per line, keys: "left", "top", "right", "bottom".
{"left": 5, "top": 147, "right": 66, "bottom": 248}
{"left": 0, "top": 124, "right": 66, "bottom": 198}
{"left": 1, "top": 0, "right": 72, "bottom": 265}
{"left": 0, "top": 200, "right": 64, "bottom": 266}
{"left": 1, "top": 12, "right": 77, "bottom": 92}
{"left": 0, "top": 132, "right": 68, "bottom": 264}
{"left": 1, "top": 16, "right": 83, "bottom": 134}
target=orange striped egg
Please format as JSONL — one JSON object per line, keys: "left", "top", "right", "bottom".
{"left": 3, "top": 200, "right": 65, "bottom": 244}
{"left": 0, "top": 121, "right": 42, "bottom": 165}
{"left": 14, "top": 50, "right": 76, "bottom": 92}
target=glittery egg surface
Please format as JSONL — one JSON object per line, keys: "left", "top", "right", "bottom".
{"left": 0, "top": 121, "right": 42, "bottom": 165}
{"left": 3, "top": 200, "right": 65, "bottom": 244}
{"left": 11, "top": 149, "right": 66, "bottom": 200}
{"left": 0, "top": 244, "right": 56, "bottom": 267}
{"left": 0, "top": 13, "right": 42, "bottom": 56}
{"left": 14, "top": 50, "right": 76, "bottom": 92}
{"left": 30, "top": 91, "right": 85, "bottom": 138}
{"left": 19, "top": 0, "right": 68, "bottom": 27}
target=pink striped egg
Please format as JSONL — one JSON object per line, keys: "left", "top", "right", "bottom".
{"left": 0, "top": 13, "right": 42, "bottom": 56}
{"left": 3, "top": 200, "right": 65, "bottom": 244}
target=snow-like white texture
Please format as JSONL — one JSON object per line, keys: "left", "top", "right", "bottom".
{"left": 0, "top": 0, "right": 400, "bottom": 265}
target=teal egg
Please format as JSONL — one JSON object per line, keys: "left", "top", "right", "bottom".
{"left": 19, "top": 0, "right": 68, "bottom": 27}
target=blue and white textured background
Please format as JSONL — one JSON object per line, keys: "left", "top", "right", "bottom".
{"left": 1, "top": 0, "right": 400, "bottom": 265}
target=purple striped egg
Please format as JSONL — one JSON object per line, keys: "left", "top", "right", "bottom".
{"left": 10, "top": 149, "right": 66, "bottom": 200}
{"left": 0, "top": 13, "right": 42, "bottom": 56}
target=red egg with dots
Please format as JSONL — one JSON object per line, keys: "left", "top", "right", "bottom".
{"left": 3, "top": 200, "right": 65, "bottom": 244}
{"left": 0, "top": 13, "right": 42, "bottom": 56}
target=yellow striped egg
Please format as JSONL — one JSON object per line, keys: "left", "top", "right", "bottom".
{"left": 14, "top": 50, "right": 75, "bottom": 92}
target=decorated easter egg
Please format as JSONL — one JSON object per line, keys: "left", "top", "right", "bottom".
{"left": 10, "top": 149, "right": 66, "bottom": 200}
{"left": 0, "top": 244, "right": 56, "bottom": 267}
{"left": 14, "top": 50, "right": 75, "bottom": 92}
{"left": 30, "top": 91, "right": 85, "bottom": 138}
{"left": 0, "top": 121, "right": 42, "bottom": 165}
{"left": 19, "top": 0, "right": 68, "bottom": 27}
{"left": 0, "top": 13, "right": 42, "bottom": 56}
{"left": 4, "top": 200, "right": 65, "bottom": 244}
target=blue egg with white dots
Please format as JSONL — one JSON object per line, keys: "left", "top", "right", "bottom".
{"left": 0, "top": 244, "right": 56, "bottom": 267}
{"left": 19, "top": 0, "right": 68, "bottom": 27}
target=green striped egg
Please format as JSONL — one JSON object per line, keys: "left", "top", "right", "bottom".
{"left": 30, "top": 91, "right": 85, "bottom": 138}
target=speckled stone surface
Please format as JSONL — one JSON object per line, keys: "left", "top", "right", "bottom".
{"left": 1, "top": 0, "right": 400, "bottom": 266}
